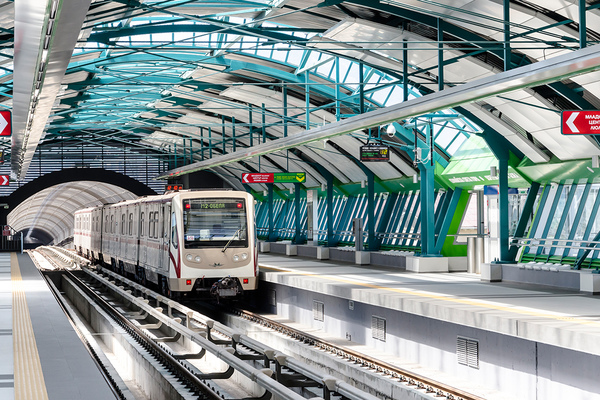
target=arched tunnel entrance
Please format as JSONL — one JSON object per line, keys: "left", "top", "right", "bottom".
{"left": 1, "top": 168, "right": 157, "bottom": 247}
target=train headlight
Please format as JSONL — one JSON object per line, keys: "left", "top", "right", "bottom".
{"left": 186, "top": 254, "right": 193, "bottom": 261}
{"left": 233, "top": 255, "right": 240, "bottom": 262}
{"left": 241, "top": 253, "right": 248, "bottom": 260}
{"left": 194, "top": 255, "right": 201, "bottom": 263}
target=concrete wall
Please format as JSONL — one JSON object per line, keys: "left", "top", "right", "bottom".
{"left": 261, "top": 281, "right": 600, "bottom": 400}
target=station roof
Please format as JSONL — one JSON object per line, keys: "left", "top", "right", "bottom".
{"left": 1, "top": 0, "right": 600, "bottom": 244}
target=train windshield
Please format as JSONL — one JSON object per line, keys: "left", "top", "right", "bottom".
{"left": 182, "top": 198, "right": 248, "bottom": 248}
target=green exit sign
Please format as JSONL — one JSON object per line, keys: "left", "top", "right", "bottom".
{"left": 274, "top": 172, "right": 306, "bottom": 183}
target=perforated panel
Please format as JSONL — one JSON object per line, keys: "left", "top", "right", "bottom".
{"left": 457, "top": 337, "right": 479, "bottom": 369}
{"left": 371, "top": 316, "right": 386, "bottom": 342}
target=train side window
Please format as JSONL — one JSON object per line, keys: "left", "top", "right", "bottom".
{"left": 128, "top": 213, "right": 133, "bottom": 236}
{"left": 121, "top": 214, "right": 126, "bottom": 235}
{"left": 140, "top": 212, "right": 145, "bottom": 237}
{"left": 154, "top": 211, "right": 159, "bottom": 238}
{"left": 171, "top": 212, "right": 178, "bottom": 249}
{"left": 150, "top": 213, "right": 154, "bottom": 238}
{"left": 111, "top": 215, "right": 115, "bottom": 234}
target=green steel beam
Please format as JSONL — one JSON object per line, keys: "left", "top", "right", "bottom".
{"left": 374, "top": 192, "right": 398, "bottom": 249}
{"left": 561, "top": 183, "right": 591, "bottom": 260}
{"left": 434, "top": 187, "right": 463, "bottom": 254}
{"left": 508, "top": 182, "right": 540, "bottom": 261}
{"left": 574, "top": 229, "right": 600, "bottom": 270}
{"left": 575, "top": 189, "right": 600, "bottom": 265}
{"left": 547, "top": 183, "right": 578, "bottom": 258}
{"left": 536, "top": 184, "right": 563, "bottom": 256}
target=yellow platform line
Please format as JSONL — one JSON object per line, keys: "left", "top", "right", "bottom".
{"left": 11, "top": 253, "right": 49, "bottom": 400}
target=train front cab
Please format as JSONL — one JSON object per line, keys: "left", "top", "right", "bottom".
{"left": 167, "top": 191, "right": 257, "bottom": 297}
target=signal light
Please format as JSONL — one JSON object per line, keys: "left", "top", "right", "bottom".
{"left": 186, "top": 279, "right": 192, "bottom": 285}
{"left": 185, "top": 203, "right": 191, "bottom": 209}
{"left": 237, "top": 202, "right": 243, "bottom": 208}
{"left": 243, "top": 278, "right": 248, "bottom": 284}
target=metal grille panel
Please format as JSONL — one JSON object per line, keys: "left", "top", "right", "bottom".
{"left": 457, "top": 337, "right": 479, "bottom": 369}
{"left": 313, "top": 300, "right": 324, "bottom": 322}
{"left": 371, "top": 316, "right": 386, "bottom": 342}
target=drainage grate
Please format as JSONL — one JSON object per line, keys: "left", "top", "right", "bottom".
{"left": 371, "top": 316, "right": 386, "bottom": 342}
{"left": 457, "top": 337, "right": 479, "bottom": 369}
{"left": 313, "top": 301, "right": 324, "bottom": 321}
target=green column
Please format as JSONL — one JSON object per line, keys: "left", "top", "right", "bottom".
{"left": 267, "top": 184, "right": 275, "bottom": 242}
{"left": 419, "top": 162, "right": 436, "bottom": 255}
{"left": 508, "top": 182, "right": 540, "bottom": 261}
{"left": 367, "top": 172, "right": 376, "bottom": 251}
{"left": 497, "top": 156, "right": 511, "bottom": 262}
{"left": 327, "top": 175, "right": 334, "bottom": 247}
{"left": 293, "top": 183, "right": 302, "bottom": 244}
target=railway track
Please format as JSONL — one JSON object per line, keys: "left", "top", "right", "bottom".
{"left": 67, "top": 269, "right": 226, "bottom": 400}
{"left": 231, "top": 309, "right": 484, "bottom": 400}
{"left": 32, "top": 246, "right": 486, "bottom": 400}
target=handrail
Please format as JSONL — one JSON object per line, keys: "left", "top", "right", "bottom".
{"left": 510, "top": 237, "right": 600, "bottom": 252}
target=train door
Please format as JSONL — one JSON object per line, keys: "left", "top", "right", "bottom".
{"left": 120, "top": 205, "right": 129, "bottom": 264}
{"left": 161, "top": 203, "right": 170, "bottom": 273}
{"left": 139, "top": 204, "right": 147, "bottom": 267}
{"left": 132, "top": 203, "right": 140, "bottom": 267}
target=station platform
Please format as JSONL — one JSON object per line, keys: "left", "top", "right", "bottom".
{"left": 257, "top": 253, "right": 600, "bottom": 400}
{"left": 0, "top": 253, "right": 115, "bottom": 400}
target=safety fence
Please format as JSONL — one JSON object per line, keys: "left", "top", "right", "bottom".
{"left": 0, "top": 225, "right": 23, "bottom": 253}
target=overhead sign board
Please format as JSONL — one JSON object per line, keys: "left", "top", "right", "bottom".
{"left": 242, "top": 173, "right": 273, "bottom": 184}
{"left": 360, "top": 145, "right": 390, "bottom": 162}
{"left": 242, "top": 172, "right": 306, "bottom": 184}
{"left": 561, "top": 111, "right": 600, "bottom": 135}
{"left": 0, "top": 175, "right": 9, "bottom": 186}
{"left": 273, "top": 173, "right": 306, "bottom": 183}
{"left": 0, "top": 111, "right": 11, "bottom": 137}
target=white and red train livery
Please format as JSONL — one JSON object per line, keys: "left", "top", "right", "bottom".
{"left": 74, "top": 190, "right": 258, "bottom": 297}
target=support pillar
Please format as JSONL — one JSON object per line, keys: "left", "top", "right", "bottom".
{"left": 579, "top": 0, "right": 587, "bottom": 48}
{"left": 293, "top": 183, "right": 303, "bottom": 244}
{"left": 367, "top": 172, "right": 376, "bottom": 251}
{"left": 503, "top": 0, "right": 511, "bottom": 71}
{"left": 419, "top": 162, "right": 436, "bottom": 256}
{"left": 496, "top": 156, "right": 511, "bottom": 262}
{"left": 326, "top": 175, "right": 334, "bottom": 247}
{"left": 267, "top": 184, "right": 276, "bottom": 242}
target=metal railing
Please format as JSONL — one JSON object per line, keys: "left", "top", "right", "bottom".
{"left": 510, "top": 237, "right": 600, "bottom": 253}
{"left": 0, "top": 225, "right": 23, "bottom": 253}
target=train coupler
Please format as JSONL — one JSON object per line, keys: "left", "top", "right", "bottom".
{"left": 210, "top": 276, "right": 242, "bottom": 298}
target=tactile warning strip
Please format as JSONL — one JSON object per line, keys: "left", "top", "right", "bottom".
{"left": 11, "top": 253, "right": 49, "bottom": 400}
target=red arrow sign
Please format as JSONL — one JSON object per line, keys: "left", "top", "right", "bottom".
{"left": 0, "top": 111, "right": 10, "bottom": 137}
{"left": 241, "top": 173, "right": 274, "bottom": 184}
{"left": 0, "top": 175, "right": 9, "bottom": 186}
{"left": 561, "top": 110, "right": 600, "bottom": 135}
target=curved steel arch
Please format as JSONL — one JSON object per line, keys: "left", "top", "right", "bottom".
{"left": 4, "top": 168, "right": 156, "bottom": 210}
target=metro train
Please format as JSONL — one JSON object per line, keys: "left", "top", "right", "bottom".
{"left": 73, "top": 189, "right": 258, "bottom": 298}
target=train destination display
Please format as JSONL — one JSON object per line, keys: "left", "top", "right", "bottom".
{"left": 360, "top": 145, "right": 390, "bottom": 162}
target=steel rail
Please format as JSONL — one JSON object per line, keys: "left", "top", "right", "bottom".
{"left": 61, "top": 249, "right": 477, "bottom": 400}
{"left": 234, "top": 309, "right": 485, "bottom": 400}
{"left": 64, "top": 270, "right": 224, "bottom": 400}
{"left": 84, "top": 267, "right": 311, "bottom": 400}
